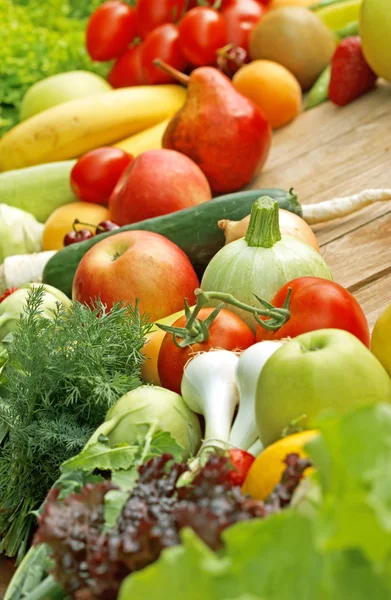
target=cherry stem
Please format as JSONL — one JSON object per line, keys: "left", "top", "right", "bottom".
{"left": 73, "top": 218, "right": 103, "bottom": 232}
{"left": 153, "top": 60, "right": 190, "bottom": 86}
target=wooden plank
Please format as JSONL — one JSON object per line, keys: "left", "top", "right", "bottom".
{"left": 319, "top": 210, "right": 391, "bottom": 291}
{"left": 258, "top": 81, "right": 391, "bottom": 175}
{"left": 353, "top": 271, "right": 391, "bottom": 331}
{"left": 254, "top": 82, "right": 391, "bottom": 207}
{"left": 0, "top": 557, "right": 15, "bottom": 598}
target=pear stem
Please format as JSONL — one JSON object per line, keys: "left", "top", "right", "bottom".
{"left": 153, "top": 59, "right": 190, "bottom": 87}
{"left": 245, "top": 196, "right": 282, "bottom": 248}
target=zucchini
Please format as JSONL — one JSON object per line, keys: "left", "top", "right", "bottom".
{"left": 43, "top": 188, "right": 301, "bottom": 297}
{"left": 0, "top": 161, "right": 77, "bottom": 223}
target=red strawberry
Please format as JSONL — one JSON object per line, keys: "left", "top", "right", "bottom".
{"left": 0, "top": 287, "right": 18, "bottom": 304}
{"left": 329, "top": 36, "right": 378, "bottom": 107}
{"left": 227, "top": 448, "right": 255, "bottom": 487}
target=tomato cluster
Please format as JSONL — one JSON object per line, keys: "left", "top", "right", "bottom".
{"left": 86, "top": 0, "right": 270, "bottom": 87}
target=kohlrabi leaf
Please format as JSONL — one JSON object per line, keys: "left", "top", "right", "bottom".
{"left": 61, "top": 439, "right": 139, "bottom": 472}
{"left": 104, "top": 467, "right": 140, "bottom": 530}
{"left": 104, "top": 489, "right": 132, "bottom": 531}
{"left": 143, "top": 430, "right": 185, "bottom": 462}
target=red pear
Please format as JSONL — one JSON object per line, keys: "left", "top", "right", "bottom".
{"left": 156, "top": 61, "right": 272, "bottom": 194}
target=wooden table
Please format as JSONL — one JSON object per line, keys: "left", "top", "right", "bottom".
{"left": 1, "top": 82, "right": 391, "bottom": 598}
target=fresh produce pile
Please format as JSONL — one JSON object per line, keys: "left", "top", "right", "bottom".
{"left": 1, "top": 0, "right": 391, "bottom": 598}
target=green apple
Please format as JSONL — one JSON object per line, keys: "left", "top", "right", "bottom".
{"left": 360, "top": 0, "right": 391, "bottom": 82}
{"left": 20, "top": 71, "right": 112, "bottom": 121}
{"left": 256, "top": 328, "right": 391, "bottom": 447}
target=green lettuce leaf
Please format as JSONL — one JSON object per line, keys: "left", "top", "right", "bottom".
{"left": 307, "top": 403, "right": 391, "bottom": 563}
{"left": 119, "top": 403, "right": 391, "bottom": 600}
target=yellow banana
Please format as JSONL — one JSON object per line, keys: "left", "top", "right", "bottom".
{"left": 114, "top": 118, "right": 170, "bottom": 157}
{"left": 0, "top": 85, "right": 186, "bottom": 172}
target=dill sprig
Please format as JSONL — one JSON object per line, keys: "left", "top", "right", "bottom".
{"left": 0, "top": 286, "right": 152, "bottom": 561}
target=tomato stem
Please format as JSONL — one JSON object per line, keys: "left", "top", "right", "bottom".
{"left": 158, "top": 286, "right": 293, "bottom": 348}
{"left": 194, "top": 288, "right": 292, "bottom": 331}
{"left": 153, "top": 60, "right": 190, "bottom": 86}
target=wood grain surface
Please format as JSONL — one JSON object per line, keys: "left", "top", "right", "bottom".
{"left": 1, "top": 81, "right": 391, "bottom": 598}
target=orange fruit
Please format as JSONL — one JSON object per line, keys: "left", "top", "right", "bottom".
{"left": 43, "top": 202, "right": 109, "bottom": 250}
{"left": 141, "top": 305, "right": 196, "bottom": 386}
{"left": 270, "top": 0, "right": 314, "bottom": 8}
{"left": 233, "top": 60, "right": 302, "bottom": 129}
{"left": 242, "top": 429, "right": 319, "bottom": 500}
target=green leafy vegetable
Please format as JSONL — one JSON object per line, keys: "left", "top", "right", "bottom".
{"left": 0, "top": 0, "right": 114, "bottom": 136}
{"left": 0, "top": 286, "right": 152, "bottom": 561}
{"left": 5, "top": 430, "right": 183, "bottom": 599}
{"left": 119, "top": 403, "right": 391, "bottom": 600}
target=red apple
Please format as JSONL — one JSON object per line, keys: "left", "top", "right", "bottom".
{"left": 72, "top": 230, "right": 199, "bottom": 320}
{"left": 109, "top": 149, "right": 212, "bottom": 226}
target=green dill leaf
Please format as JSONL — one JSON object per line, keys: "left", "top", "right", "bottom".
{"left": 0, "top": 286, "right": 152, "bottom": 559}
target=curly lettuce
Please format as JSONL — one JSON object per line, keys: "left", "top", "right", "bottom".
{"left": 0, "top": 0, "right": 115, "bottom": 136}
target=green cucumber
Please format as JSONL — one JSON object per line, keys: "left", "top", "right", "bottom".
{"left": 0, "top": 160, "right": 77, "bottom": 223}
{"left": 43, "top": 188, "right": 302, "bottom": 297}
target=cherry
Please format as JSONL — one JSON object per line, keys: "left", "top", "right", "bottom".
{"left": 63, "top": 228, "right": 94, "bottom": 247}
{"left": 96, "top": 220, "right": 120, "bottom": 234}
{"left": 216, "top": 44, "right": 248, "bottom": 78}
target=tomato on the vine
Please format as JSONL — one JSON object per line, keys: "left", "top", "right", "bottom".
{"left": 158, "top": 307, "right": 255, "bottom": 394}
{"left": 135, "top": 0, "right": 187, "bottom": 38}
{"left": 255, "top": 277, "right": 371, "bottom": 348}
{"left": 222, "top": 0, "right": 267, "bottom": 53}
{"left": 108, "top": 45, "right": 145, "bottom": 88}
{"left": 70, "top": 147, "right": 133, "bottom": 205}
{"left": 178, "top": 7, "right": 228, "bottom": 66}
{"left": 86, "top": 1, "right": 137, "bottom": 62}
{"left": 140, "top": 24, "right": 188, "bottom": 84}
{"left": 187, "top": 0, "right": 235, "bottom": 8}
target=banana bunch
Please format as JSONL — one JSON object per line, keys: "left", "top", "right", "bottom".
{"left": 0, "top": 85, "right": 186, "bottom": 172}
{"left": 114, "top": 119, "right": 170, "bottom": 157}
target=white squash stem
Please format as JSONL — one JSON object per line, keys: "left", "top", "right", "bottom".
{"left": 301, "top": 189, "right": 391, "bottom": 224}
{"left": 229, "top": 341, "right": 284, "bottom": 451}
{"left": 0, "top": 251, "right": 56, "bottom": 294}
{"left": 181, "top": 350, "right": 239, "bottom": 444}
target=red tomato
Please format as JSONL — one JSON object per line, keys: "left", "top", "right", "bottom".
{"left": 86, "top": 1, "right": 137, "bottom": 62}
{"left": 70, "top": 148, "right": 133, "bottom": 205}
{"left": 140, "top": 24, "right": 188, "bottom": 84}
{"left": 228, "top": 448, "right": 255, "bottom": 486}
{"left": 222, "top": 0, "right": 267, "bottom": 52}
{"left": 158, "top": 307, "right": 255, "bottom": 394}
{"left": 108, "top": 45, "right": 145, "bottom": 88}
{"left": 135, "top": 0, "right": 187, "bottom": 38}
{"left": 187, "top": 0, "right": 235, "bottom": 7}
{"left": 255, "top": 277, "right": 371, "bottom": 348}
{"left": 178, "top": 7, "right": 228, "bottom": 66}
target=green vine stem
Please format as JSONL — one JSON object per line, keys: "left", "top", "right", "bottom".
{"left": 157, "top": 287, "right": 293, "bottom": 348}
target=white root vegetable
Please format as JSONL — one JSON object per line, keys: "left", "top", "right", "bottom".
{"left": 301, "top": 189, "right": 391, "bottom": 224}
{"left": 229, "top": 341, "right": 284, "bottom": 452}
{"left": 219, "top": 208, "right": 320, "bottom": 252}
{"left": 247, "top": 439, "right": 264, "bottom": 457}
{"left": 0, "top": 251, "right": 56, "bottom": 294}
{"left": 181, "top": 350, "right": 239, "bottom": 445}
